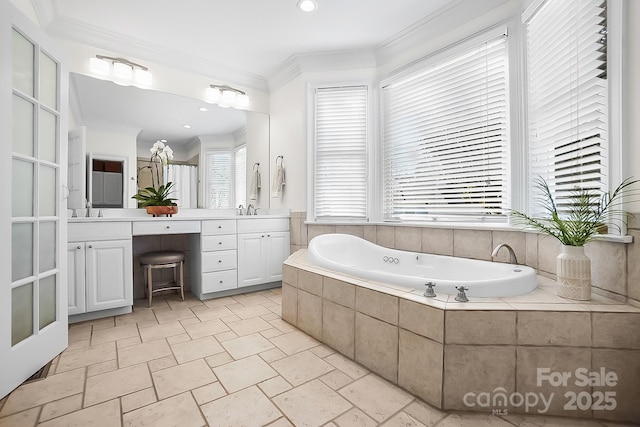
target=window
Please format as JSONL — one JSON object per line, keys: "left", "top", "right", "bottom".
{"left": 205, "top": 151, "right": 231, "bottom": 209}
{"left": 312, "top": 85, "right": 368, "bottom": 220}
{"left": 381, "top": 33, "right": 509, "bottom": 220}
{"left": 525, "top": 0, "right": 608, "bottom": 216}
{"left": 235, "top": 145, "right": 247, "bottom": 208}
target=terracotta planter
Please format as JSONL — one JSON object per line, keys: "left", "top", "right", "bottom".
{"left": 145, "top": 205, "right": 178, "bottom": 217}
{"left": 557, "top": 244, "right": 591, "bottom": 300}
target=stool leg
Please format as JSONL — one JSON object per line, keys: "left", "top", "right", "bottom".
{"left": 179, "top": 261, "right": 184, "bottom": 301}
{"left": 147, "top": 264, "right": 153, "bottom": 307}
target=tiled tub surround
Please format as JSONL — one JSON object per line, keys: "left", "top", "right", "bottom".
{"left": 289, "top": 212, "right": 640, "bottom": 306}
{"left": 282, "top": 250, "right": 640, "bottom": 423}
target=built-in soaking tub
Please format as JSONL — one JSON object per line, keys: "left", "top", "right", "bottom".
{"left": 307, "top": 233, "right": 537, "bottom": 297}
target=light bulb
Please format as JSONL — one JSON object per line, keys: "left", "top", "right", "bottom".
{"left": 297, "top": 0, "right": 317, "bottom": 12}
{"left": 204, "top": 87, "right": 221, "bottom": 104}
{"left": 89, "top": 57, "right": 110, "bottom": 76}
{"left": 236, "top": 94, "right": 250, "bottom": 108}
{"left": 133, "top": 68, "right": 152, "bottom": 87}
{"left": 222, "top": 89, "right": 237, "bottom": 105}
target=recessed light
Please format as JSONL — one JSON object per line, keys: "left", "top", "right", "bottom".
{"left": 199, "top": 107, "right": 208, "bottom": 112}
{"left": 297, "top": 0, "right": 317, "bottom": 12}
{"left": 183, "top": 124, "right": 191, "bottom": 129}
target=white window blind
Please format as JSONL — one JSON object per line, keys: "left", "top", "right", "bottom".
{"left": 235, "top": 145, "right": 247, "bottom": 208}
{"left": 314, "top": 85, "right": 368, "bottom": 219}
{"left": 382, "top": 35, "right": 509, "bottom": 220}
{"left": 205, "top": 151, "right": 231, "bottom": 209}
{"left": 525, "top": 0, "right": 608, "bottom": 215}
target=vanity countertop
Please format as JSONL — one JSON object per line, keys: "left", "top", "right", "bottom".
{"left": 68, "top": 208, "right": 290, "bottom": 223}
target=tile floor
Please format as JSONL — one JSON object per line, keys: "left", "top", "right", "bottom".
{"left": 0, "top": 289, "right": 634, "bottom": 427}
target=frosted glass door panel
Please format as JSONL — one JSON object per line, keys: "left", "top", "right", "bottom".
{"left": 12, "top": 283, "right": 33, "bottom": 346}
{"left": 39, "top": 165, "right": 57, "bottom": 216}
{"left": 38, "top": 109, "right": 57, "bottom": 163}
{"left": 39, "top": 52, "right": 58, "bottom": 109}
{"left": 13, "top": 95, "right": 34, "bottom": 156}
{"left": 12, "top": 223, "right": 33, "bottom": 282}
{"left": 12, "top": 29, "right": 34, "bottom": 97}
{"left": 39, "top": 275, "right": 56, "bottom": 329}
{"left": 39, "top": 221, "right": 56, "bottom": 273}
{"left": 12, "top": 159, "right": 33, "bottom": 217}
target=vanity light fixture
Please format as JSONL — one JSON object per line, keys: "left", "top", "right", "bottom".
{"left": 89, "top": 55, "right": 153, "bottom": 88}
{"left": 203, "top": 84, "right": 250, "bottom": 109}
{"left": 297, "top": 0, "right": 317, "bottom": 12}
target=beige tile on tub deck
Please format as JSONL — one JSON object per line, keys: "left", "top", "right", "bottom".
{"left": 355, "top": 287, "right": 399, "bottom": 325}
{"left": 281, "top": 283, "right": 298, "bottom": 326}
{"left": 123, "top": 392, "right": 205, "bottom": 427}
{"left": 323, "top": 276, "right": 356, "bottom": 308}
{"left": 516, "top": 346, "right": 591, "bottom": 417}
{"left": 586, "top": 239, "right": 627, "bottom": 296}
{"left": 592, "top": 312, "right": 640, "bottom": 349}
{"left": 518, "top": 311, "right": 591, "bottom": 347}
{"left": 273, "top": 379, "right": 352, "bottom": 427}
{"left": 355, "top": 312, "right": 399, "bottom": 383}
{"left": 453, "top": 229, "right": 493, "bottom": 261}
{"left": 395, "top": 226, "right": 422, "bottom": 252}
{"left": 376, "top": 225, "right": 395, "bottom": 248}
{"left": 297, "top": 289, "right": 323, "bottom": 340}
{"left": 201, "top": 386, "right": 282, "bottom": 427}
{"left": 421, "top": 228, "right": 454, "bottom": 256}
{"left": 399, "top": 299, "right": 444, "bottom": 343}
{"left": 339, "top": 374, "right": 413, "bottom": 423}
{"left": 298, "top": 269, "right": 323, "bottom": 296}
{"left": 38, "top": 399, "right": 121, "bottom": 427}
{"left": 398, "top": 329, "right": 443, "bottom": 408}
{"left": 323, "top": 300, "right": 355, "bottom": 358}
{"left": 443, "top": 345, "right": 516, "bottom": 411}
{"left": 592, "top": 348, "right": 640, "bottom": 423}
{"left": 445, "top": 310, "right": 516, "bottom": 345}
{"left": 282, "top": 264, "right": 298, "bottom": 287}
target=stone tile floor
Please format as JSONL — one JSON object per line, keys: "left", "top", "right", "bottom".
{"left": 0, "top": 289, "right": 635, "bottom": 427}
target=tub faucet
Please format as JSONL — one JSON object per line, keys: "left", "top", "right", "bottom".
{"left": 455, "top": 286, "right": 469, "bottom": 302}
{"left": 491, "top": 243, "right": 518, "bottom": 264}
{"left": 423, "top": 282, "right": 437, "bottom": 298}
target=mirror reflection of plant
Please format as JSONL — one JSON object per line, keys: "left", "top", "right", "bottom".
{"left": 133, "top": 141, "right": 176, "bottom": 207}
{"left": 132, "top": 182, "right": 178, "bottom": 206}
{"left": 510, "top": 176, "right": 639, "bottom": 246}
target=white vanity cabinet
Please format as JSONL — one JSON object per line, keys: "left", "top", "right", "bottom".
{"left": 191, "top": 219, "right": 238, "bottom": 298}
{"left": 68, "top": 222, "right": 133, "bottom": 316}
{"left": 237, "top": 218, "right": 290, "bottom": 288}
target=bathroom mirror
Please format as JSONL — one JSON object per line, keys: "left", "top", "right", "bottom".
{"left": 69, "top": 72, "right": 270, "bottom": 210}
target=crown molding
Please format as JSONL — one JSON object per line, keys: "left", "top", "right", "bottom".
{"left": 41, "top": 14, "right": 269, "bottom": 92}
{"left": 31, "top": 0, "right": 57, "bottom": 28}
{"left": 268, "top": 49, "right": 376, "bottom": 91}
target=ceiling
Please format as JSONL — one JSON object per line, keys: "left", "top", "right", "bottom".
{"left": 35, "top": 0, "right": 463, "bottom": 146}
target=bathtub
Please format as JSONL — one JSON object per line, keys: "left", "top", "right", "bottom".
{"left": 307, "top": 233, "right": 537, "bottom": 297}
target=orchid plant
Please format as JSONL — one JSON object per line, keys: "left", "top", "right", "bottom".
{"left": 133, "top": 141, "right": 177, "bottom": 207}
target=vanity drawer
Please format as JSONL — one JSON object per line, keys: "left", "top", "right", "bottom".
{"left": 201, "top": 270, "right": 238, "bottom": 293}
{"left": 202, "top": 220, "right": 237, "bottom": 235}
{"left": 132, "top": 220, "right": 201, "bottom": 236}
{"left": 236, "top": 218, "right": 289, "bottom": 233}
{"left": 202, "top": 250, "right": 237, "bottom": 272}
{"left": 69, "top": 221, "right": 131, "bottom": 242}
{"left": 202, "top": 235, "right": 237, "bottom": 252}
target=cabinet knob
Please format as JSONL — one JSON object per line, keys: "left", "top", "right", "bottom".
{"left": 219, "top": 280, "right": 223, "bottom": 284}
{"left": 262, "top": 235, "right": 265, "bottom": 238}
{"left": 218, "top": 225, "right": 222, "bottom": 229}
{"left": 77, "top": 245, "right": 82, "bottom": 250}
{"left": 218, "top": 260, "right": 222, "bottom": 263}
{"left": 267, "top": 234, "right": 271, "bottom": 237}
{"left": 88, "top": 245, "right": 93, "bottom": 249}
{"left": 166, "top": 226, "right": 170, "bottom": 229}
{"left": 218, "top": 241, "right": 222, "bottom": 245}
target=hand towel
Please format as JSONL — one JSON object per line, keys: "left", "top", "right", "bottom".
{"left": 271, "top": 165, "right": 285, "bottom": 198}
{"left": 249, "top": 169, "right": 260, "bottom": 200}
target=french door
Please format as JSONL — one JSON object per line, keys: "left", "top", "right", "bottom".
{"left": 0, "top": 2, "right": 68, "bottom": 398}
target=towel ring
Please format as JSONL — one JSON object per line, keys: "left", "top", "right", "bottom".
{"left": 253, "top": 162, "right": 260, "bottom": 171}
{"left": 276, "top": 155, "right": 284, "bottom": 167}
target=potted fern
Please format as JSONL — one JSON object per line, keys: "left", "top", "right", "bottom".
{"left": 510, "top": 177, "right": 639, "bottom": 300}
{"left": 133, "top": 141, "right": 179, "bottom": 217}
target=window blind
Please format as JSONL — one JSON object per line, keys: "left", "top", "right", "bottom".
{"left": 205, "top": 151, "right": 231, "bottom": 209}
{"left": 382, "top": 35, "right": 509, "bottom": 220}
{"left": 235, "top": 145, "right": 247, "bottom": 207}
{"left": 314, "top": 85, "right": 368, "bottom": 219}
{"left": 525, "top": 0, "right": 608, "bottom": 215}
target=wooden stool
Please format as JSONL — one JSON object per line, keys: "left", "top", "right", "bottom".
{"left": 140, "top": 251, "right": 185, "bottom": 307}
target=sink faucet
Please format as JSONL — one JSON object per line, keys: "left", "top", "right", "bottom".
{"left": 238, "top": 204, "right": 244, "bottom": 215}
{"left": 246, "top": 204, "right": 254, "bottom": 215}
{"left": 491, "top": 243, "right": 518, "bottom": 264}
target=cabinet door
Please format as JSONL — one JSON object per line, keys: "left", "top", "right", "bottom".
{"left": 264, "top": 232, "right": 290, "bottom": 282}
{"left": 85, "top": 240, "right": 132, "bottom": 312}
{"left": 67, "top": 242, "right": 86, "bottom": 315}
{"left": 237, "top": 232, "right": 265, "bottom": 287}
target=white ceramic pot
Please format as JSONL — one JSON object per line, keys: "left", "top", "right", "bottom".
{"left": 557, "top": 244, "right": 591, "bottom": 300}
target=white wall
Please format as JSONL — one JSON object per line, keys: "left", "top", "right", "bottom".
{"left": 246, "top": 113, "right": 270, "bottom": 210}
{"left": 626, "top": 0, "right": 640, "bottom": 211}
{"left": 85, "top": 128, "right": 138, "bottom": 208}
